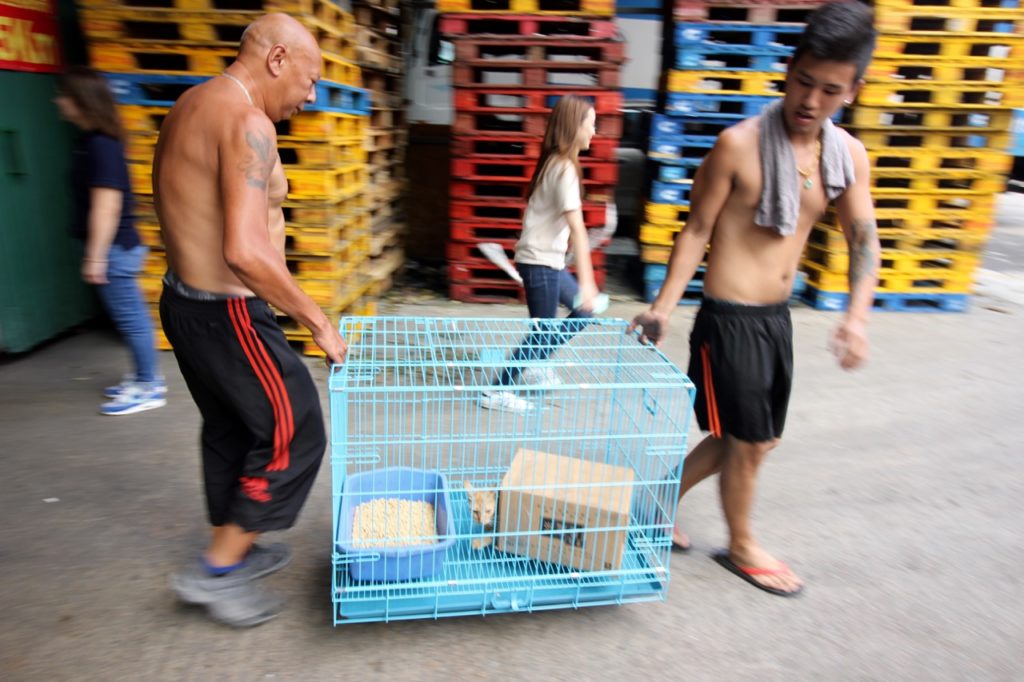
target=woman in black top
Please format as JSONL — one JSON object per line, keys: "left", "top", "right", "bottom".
{"left": 55, "top": 66, "right": 165, "bottom": 415}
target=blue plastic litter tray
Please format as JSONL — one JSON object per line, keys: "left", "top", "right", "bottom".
{"left": 337, "top": 467, "right": 456, "bottom": 582}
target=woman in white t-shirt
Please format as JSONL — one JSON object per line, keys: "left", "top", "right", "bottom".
{"left": 482, "top": 95, "right": 601, "bottom": 414}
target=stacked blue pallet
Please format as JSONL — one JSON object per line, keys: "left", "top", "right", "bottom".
{"left": 641, "top": 2, "right": 822, "bottom": 303}
{"left": 105, "top": 73, "right": 372, "bottom": 115}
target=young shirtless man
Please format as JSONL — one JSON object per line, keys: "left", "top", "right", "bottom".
{"left": 154, "top": 14, "right": 347, "bottom": 626}
{"left": 629, "top": 2, "right": 880, "bottom": 596}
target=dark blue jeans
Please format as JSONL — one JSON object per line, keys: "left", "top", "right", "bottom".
{"left": 496, "top": 263, "right": 593, "bottom": 386}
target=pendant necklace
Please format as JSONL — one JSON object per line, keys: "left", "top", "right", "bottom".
{"left": 221, "top": 72, "right": 254, "bottom": 106}
{"left": 797, "top": 138, "right": 822, "bottom": 190}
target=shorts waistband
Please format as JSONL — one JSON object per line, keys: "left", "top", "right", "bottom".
{"left": 161, "top": 272, "right": 265, "bottom": 317}
{"left": 700, "top": 296, "right": 789, "bottom": 317}
{"left": 163, "top": 269, "right": 236, "bottom": 301}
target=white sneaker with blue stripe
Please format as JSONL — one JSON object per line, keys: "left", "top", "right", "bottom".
{"left": 100, "top": 381, "right": 167, "bottom": 416}
{"left": 104, "top": 375, "right": 167, "bottom": 399}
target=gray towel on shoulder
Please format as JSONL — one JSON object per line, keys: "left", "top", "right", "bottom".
{"left": 755, "top": 99, "right": 855, "bottom": 236}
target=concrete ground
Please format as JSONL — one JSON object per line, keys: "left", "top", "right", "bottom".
{"left": 2, "top": 198, "right": 1023, "bottom": 681}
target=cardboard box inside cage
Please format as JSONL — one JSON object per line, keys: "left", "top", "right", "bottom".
{"left": 496, "top": 449, "right": 634, "bottom": 572}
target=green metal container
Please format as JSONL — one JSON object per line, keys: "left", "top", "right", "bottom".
{"left": 0, "top": 70, "right": 94, "bottom": 353}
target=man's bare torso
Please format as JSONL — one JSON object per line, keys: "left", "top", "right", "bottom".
{"left": 704, "top": 116, "right": 846, "bottom": 305}
{"left": 153, "top": 77, "right": 288, "bottom": 296}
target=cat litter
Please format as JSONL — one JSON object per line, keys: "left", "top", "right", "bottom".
{"left": 351, "top": 499, "right": 438, "bottom": 549}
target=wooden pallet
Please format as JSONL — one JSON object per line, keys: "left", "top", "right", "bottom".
{"left": 80, "top": 7, "right": 356, "bottom": 60}
{"left": 285, "top": 212, "right": 371, "bottom": 254}
{"left": 875, "top": 7, "right": 1022, "bottom": 35}
{"left": 282, "top": 194, "right": 369, "bottom": 227}
{"left": 453, "top": 60, "right": 620, "bottom": 89}
{"left": 436, "top": 0, "right": 614, "bottom": 16}
{"left": 362, "top": 246, "right": 405, "bottom": 288}
{"left": 801, "top": 286, "right": 970, "bottom": 313}
{"left": 278, "top": 111, "right": 369, "bottom": 142}
{"left": 668, "top": 70, "right": 786, "bottom": 96}
{"left": 369, "top": 221, "right": 403, "bottom": 257}
{"left": 803, "top": 244, "right": 982, "bottom": 274}
{"left": 802, "top": 261, "right": 975, "bottom": 294}
{"left": 440, "top": 14, "right": 616, "bottom": 39}
{"left": 809, "top": 224, "right": 991, "bottom": 253}
{"left": 90, "top": 41, "right": 362, "bottom": 86}
{"left": 285, "top": 164, "right": 368, "bottom": 200}
{"left": 674, "top": 0, "right": 825, "bottom": 23}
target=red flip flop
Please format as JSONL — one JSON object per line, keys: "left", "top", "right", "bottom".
{"left": 712, "top": 550, "right": 804, "bottom": 597}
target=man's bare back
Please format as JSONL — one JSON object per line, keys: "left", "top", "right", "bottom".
{"left": 154, "top": 78, "right": 288, "bottom": 296}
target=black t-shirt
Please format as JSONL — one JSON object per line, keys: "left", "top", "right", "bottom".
{"left": 70, "top": 131, "right": 140, "bottom": 250}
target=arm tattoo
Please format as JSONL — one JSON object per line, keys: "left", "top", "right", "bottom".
{"left": 849, "top": 218, "right": 878, "bottom": 289}
{"left": 241, "top": 130, "right": 275, "bottom": 190}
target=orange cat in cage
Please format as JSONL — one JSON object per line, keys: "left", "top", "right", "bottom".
{"left": 463, "top": 481, "right": 496, "bottom": 550}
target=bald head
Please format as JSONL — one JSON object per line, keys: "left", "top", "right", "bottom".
{"left": 239, "top": 13, "right": 319, "bottom": 60}
{"left": 229, "top": 13, "right": 321, "bottom": 121}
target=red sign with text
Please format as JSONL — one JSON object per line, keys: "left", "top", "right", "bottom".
{"left": 0, "top": 0, "right": 62, "bottom": 73}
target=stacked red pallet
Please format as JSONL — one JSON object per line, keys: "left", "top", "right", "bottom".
{"left": 439, "top": 9, "right": 624, "bottom": 303}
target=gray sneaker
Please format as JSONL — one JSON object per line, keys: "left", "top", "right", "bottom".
{"left": 247, "top": 542, "right": 292, "bottom": 576}
{"left": 205, "top": 582, "right": 285, "bottom": 628}
{"left": 170, "top": 542, "right": 292, "bottom": 604}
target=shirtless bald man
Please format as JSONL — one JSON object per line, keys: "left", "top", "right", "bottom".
{"left": 630, "top": 2, "right": 880, "bottom": 597}
{"left": 155, "top": 13, "right": 346, "bottom": 626}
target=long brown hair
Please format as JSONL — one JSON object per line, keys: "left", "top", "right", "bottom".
{"left": 57, "top": 66, "right": 125, "bottom": 141}
{"left": 525, "top": 94, "right": 593, "bottom": 203}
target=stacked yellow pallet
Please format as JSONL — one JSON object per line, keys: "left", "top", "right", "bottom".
{"left": 803, "top": 0, "right": 1023, "bottom": 312}
{"left": 77, "top": 0, "right": 375, "bottom": 354}
{"left": 353, "top": 0, "right": 407, "bottom": 295}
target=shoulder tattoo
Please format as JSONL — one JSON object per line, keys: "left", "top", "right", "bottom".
{"left": 241, "top": 130, "right": 276, "bottom": 190}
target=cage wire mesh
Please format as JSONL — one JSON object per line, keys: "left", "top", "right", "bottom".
{"left": 329, "top": 317, "right": 695, "bottom": 623}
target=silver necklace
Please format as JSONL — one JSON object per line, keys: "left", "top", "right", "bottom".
{"left": 221, "top": 72, "right": 253, "bottom": 106}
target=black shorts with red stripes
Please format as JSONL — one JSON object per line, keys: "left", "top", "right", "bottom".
{"left": 160, "top": 284, "right": 326, "bottom": 532}
{"left": 687, "top": 297, "right": 793, "bottom": 444}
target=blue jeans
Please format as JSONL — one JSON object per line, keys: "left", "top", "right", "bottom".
{"left": 96, "top": 244, "right": 159, "bottom": 382}
{"left": 496, "top": 263, "right": 593, "bottom": 386}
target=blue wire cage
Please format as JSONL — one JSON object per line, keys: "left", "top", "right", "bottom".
{"left": 329, "top": 317, "right": 695, "bottom": 624}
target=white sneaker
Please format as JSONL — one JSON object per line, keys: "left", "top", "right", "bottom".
{"left": 100, "top": 383, "right": 167, "bottom": 416}
{"left": 520, "top": 367, "right": 562, "bottom": 387}
{"left": 105, "top": 375, "right": 167, "bottom": 399}
{"left": 480, "top": 391, "right": 535, "bottom": 414}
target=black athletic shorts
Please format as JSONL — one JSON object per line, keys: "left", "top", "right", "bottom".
{"left": 687, "top": 297, "right": 793, "bottom": 443}
{"left": 160, "top": 285, "right": 326, "bottom": 532}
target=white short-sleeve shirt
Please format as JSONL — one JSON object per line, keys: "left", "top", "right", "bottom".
{"left": 514, "top": 158, "right": 582, "bottom": 270}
